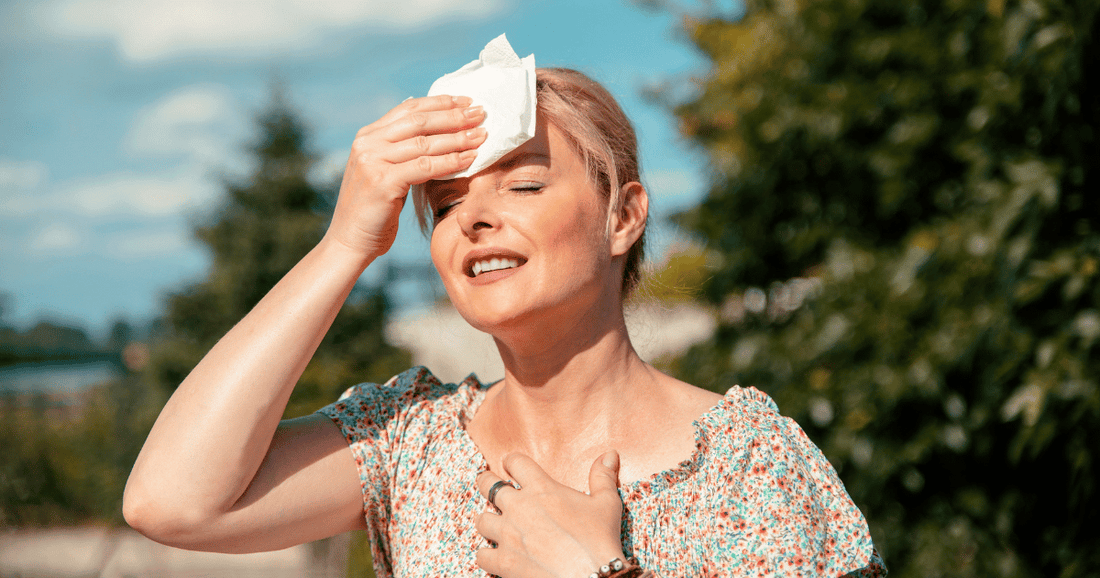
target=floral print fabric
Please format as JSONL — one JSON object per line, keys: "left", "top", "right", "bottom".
{"left": 318, "top": 366, "right": 886, "bottom": 577}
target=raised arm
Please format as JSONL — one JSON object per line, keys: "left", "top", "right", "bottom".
{"left": 123, "top": 95, "right": 487, "bottom": 552}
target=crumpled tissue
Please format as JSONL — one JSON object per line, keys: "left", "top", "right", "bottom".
{"left": 426, "top": 34, "right": 536, "bottom": 179}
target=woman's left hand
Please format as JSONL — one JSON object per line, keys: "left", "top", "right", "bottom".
{"left": 476, "top": 451, "right": 627, "bottom": 578}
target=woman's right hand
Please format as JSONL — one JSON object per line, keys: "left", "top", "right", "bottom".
{"left": 325, "top": 94, "right": 487, "bottom": 262}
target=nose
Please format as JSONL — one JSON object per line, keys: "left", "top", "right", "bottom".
{"left": 455, "top": 176, "right": 500, "bottom": 239}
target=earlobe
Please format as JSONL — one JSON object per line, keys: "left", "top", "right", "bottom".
{"left": 610, "top": 182, "right": 648, "bottom": 257}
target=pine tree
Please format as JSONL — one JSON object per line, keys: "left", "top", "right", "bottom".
{"left": 146, "top": 86, "right": 410, "bottom": 418}
{"left": 667, "top": 0, "right": 1099, "bottom": 575}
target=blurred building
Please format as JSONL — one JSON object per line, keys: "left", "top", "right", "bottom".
{"left": 386, "top": 301, "right": 717, "bottom": 384}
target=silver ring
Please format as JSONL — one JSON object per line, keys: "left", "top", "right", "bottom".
{"left": 486, "top": 479, "right": 513, "bottom": 510}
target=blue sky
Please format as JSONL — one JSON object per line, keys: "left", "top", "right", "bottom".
{"left": 1, "top": 0, "right": 726, "bottom": 336}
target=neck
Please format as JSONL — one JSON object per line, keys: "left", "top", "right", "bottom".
{"left": 486, "top": 297, "right": 657, "bottom": 460}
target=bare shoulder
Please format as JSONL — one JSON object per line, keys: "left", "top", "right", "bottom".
{"left": 650, "top": 369, "right": 725, "bottom": 419}
{"left": 614, "top": 368, "right": 726, "bottom": 484}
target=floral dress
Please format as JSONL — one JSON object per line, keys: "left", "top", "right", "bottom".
{"left": 318, "top": 366, "right": 887, "bottom": 577}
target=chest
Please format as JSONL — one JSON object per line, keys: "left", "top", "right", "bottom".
{"left": 376, "top": 431, "right": 721, "bottom": 578}
{"left": 467, "top": 412, "right": 702, "bottom": 491}
{"left": 380, "top": 451, "right": 736, "bottom": 578}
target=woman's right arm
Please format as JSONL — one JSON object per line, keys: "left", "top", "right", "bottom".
{"left": 122, "top": 95, "right": 486, "bottom": 553}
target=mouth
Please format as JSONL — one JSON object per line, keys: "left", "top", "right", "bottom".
{"left": 463, "top": 249, "right": 528, "bottom": 278}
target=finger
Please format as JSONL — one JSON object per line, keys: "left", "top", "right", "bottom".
{"left": 501, "top": 452, "right": 554, "bottom": 490}
{"left": 373, "top": 94, "right": 472, "bottom": 127}
{"left": 476, "top": 471, "right": 519, "bottom": 510}
{"left": 391, "top": 149, "right": 478, "bottom": 186}
{"left": 588, "top": 450, "right": 621, "bottom": 498}
{"left": 476, "top": 545, "right": 506, "bottom": 577}
{"left": 476, "top": 470, "right": 503, "bottom": 496}
{"left": 381, "top": 127, "right": 486, "bottom": 165}
{"left": 380, "top": 105, "right": 485, "bottom": 144}
{"left": 475, "top": 510, "right": 504, "bottom": 543}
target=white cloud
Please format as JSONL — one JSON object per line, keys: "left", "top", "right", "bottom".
{"left": 126, "top": 83, "right": 246, "bottom": 164}
{"left": 1, "top": 158, "right": 50, "bottom": 217}
{"left": 0, "top": 170, "right": 218, "bottom": 219}
{"left": 310, "top": 149, "right": 350, "bottom": 187}
{"left": 65, "top": 172, "right": 218, "bottom": 216}
{"left": 38, "top": 0, "right": 504, "bottom": 62}
{"left": 104, "top": 226, "right": 190, "bottom": 259}
{"left": 18, "top": 219, "right": 192, "bottom": 260}
{"left": 644, "top": 168, "right": 706, "bottom": 213}
{"left": 0, "top": 159, "right": 49, "bottom": 193}
{"left": 28, "top": 222, "right": 83, "bottom": 254}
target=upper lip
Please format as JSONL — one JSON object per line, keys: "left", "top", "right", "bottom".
{"left": 462, "top": 247, "right": 528, "bottom": 277}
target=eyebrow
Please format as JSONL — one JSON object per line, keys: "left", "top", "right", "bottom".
{"left": 425, "top": 150, "right": 551, "bottom": 202}
{"left": 496, "top": 151, "right": 550, "bottom": 170}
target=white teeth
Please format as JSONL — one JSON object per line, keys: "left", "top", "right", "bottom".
{"left": 472, "top": 258, "right": 520, "bottom": 276}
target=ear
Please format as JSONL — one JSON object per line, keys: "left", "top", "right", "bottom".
{"left": 609, "top": 181, "right": 648, "bottom": 258}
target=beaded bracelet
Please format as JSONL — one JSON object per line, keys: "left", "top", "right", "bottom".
{"left": 588, "top": 557, "right": 649, "bottom": 578}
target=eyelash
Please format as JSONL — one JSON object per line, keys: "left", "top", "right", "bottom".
{"left": 510, "top": 181, "right": 544, "bottom": 193}
{"left": 432, "top": 183, "right": 544, "bottom": 221}
{"left": 434, "top": 202, "right": 458, "bottom": 221}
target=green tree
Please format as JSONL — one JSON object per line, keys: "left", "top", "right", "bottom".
{"left": 666, "top": 0, "right": 1099, "bottom": 575}
{"left": 146, "top": 86, "right": 410, "bottom": 418}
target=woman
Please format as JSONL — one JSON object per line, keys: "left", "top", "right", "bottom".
{"left": 124, "top": 68, "right": 885, "bottom": 577}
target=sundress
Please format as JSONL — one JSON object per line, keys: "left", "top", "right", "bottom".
{"left": 318, "top": 366, "right": 887, "bottom": 577}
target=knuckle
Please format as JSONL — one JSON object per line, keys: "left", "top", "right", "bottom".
{"left": 503, "top": 526, "right": 524, "bottom": 545}
{"left": 347, "top": 150, "right": 372, "bottom": 171}
{"left": 500, "top": 550, "right": 521, "bottom": 572}
{"left": 416, "top": 156, "right": 433, "bottom": 173}
{"left": 349, "top": 137, "right": 370, "bottom": 155}
{"left": 445, "top": 152, "right": 464, "bottom": 169}
{"left": 413, "top": 135, "right": 430, "bottom": 154}
{"left": 410, "top": 112, "right": 428, "bottom": 127}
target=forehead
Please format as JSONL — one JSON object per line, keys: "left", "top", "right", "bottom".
{"left": 495, "top": 115, "right": 555, "bottom": 168}
{"left": 426, "top": 116, "right": 582, "bottom": 193}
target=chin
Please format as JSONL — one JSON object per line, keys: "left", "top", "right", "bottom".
{"left": 453, "top": 298, "right": 534, "bottom": 336}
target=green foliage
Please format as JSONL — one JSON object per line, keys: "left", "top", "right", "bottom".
{"left": 0, "top": 376, "right": 163, "bottom": 526}
{"left": 634, "top": 243, "right": 716, "bottom": 304}
{"left": 1, "top": 88, "right": 406, "bottom": 561}
{"left": 346, "top": 530, "right": 378, "bottom": 578}
{"left": 668, "top": 0, "right": 1099, "bottom": 575}
{"left": 146, "top": 87, "right": 411, "bottom": 417}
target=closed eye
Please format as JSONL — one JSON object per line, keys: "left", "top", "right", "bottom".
{"left": 433, "top": 197, "right": 463, "bottom": 222}
{"left": 434, "top": 204, "right": 456, "bottom": 221}
{"left": 510, "top": 181, "right": 544, "bottom": 192}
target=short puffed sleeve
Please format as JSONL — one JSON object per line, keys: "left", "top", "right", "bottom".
{"left": 705, "top": 386, "right": 887, "bottom": 577}
{"left": 316, "top": 366, "right": 471, "bottom": 571}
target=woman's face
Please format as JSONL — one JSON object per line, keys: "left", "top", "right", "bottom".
{"left": 427, "top": 117, "right": 619, "bottom": 335}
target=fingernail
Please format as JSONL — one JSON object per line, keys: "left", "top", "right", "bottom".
{"left": 452, "top": 95, "right": 472, "bottom": 106}
{"left": 467, "top": 127, "right": 487, "bottom": 139}
{"left": 464, "top": 106, "right": 485, "bottom": 119}
{"left": 602, "top": 450, "right": 618, "bottom": 469}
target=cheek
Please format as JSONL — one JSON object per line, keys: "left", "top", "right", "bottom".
{"left": 428, "top": 227, "right": 453, "bottom": 282}
{"left": 540, "top": 204, "right": 608, "bottom": 266}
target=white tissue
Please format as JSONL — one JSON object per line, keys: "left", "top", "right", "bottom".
{"left": 426, "top": 34, "right": 536, "bottom": 179}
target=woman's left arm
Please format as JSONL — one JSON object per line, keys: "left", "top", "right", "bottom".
{"left": 475, "top": 451, "right": 660, "bottom": 578}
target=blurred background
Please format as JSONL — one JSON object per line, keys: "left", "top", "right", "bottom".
{"left": 1, "top": 0, "right": 1097, "bottom": 576}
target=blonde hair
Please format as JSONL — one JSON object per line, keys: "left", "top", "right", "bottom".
{"left": 413, "top": 67, "right": 647, "bottom": 295}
